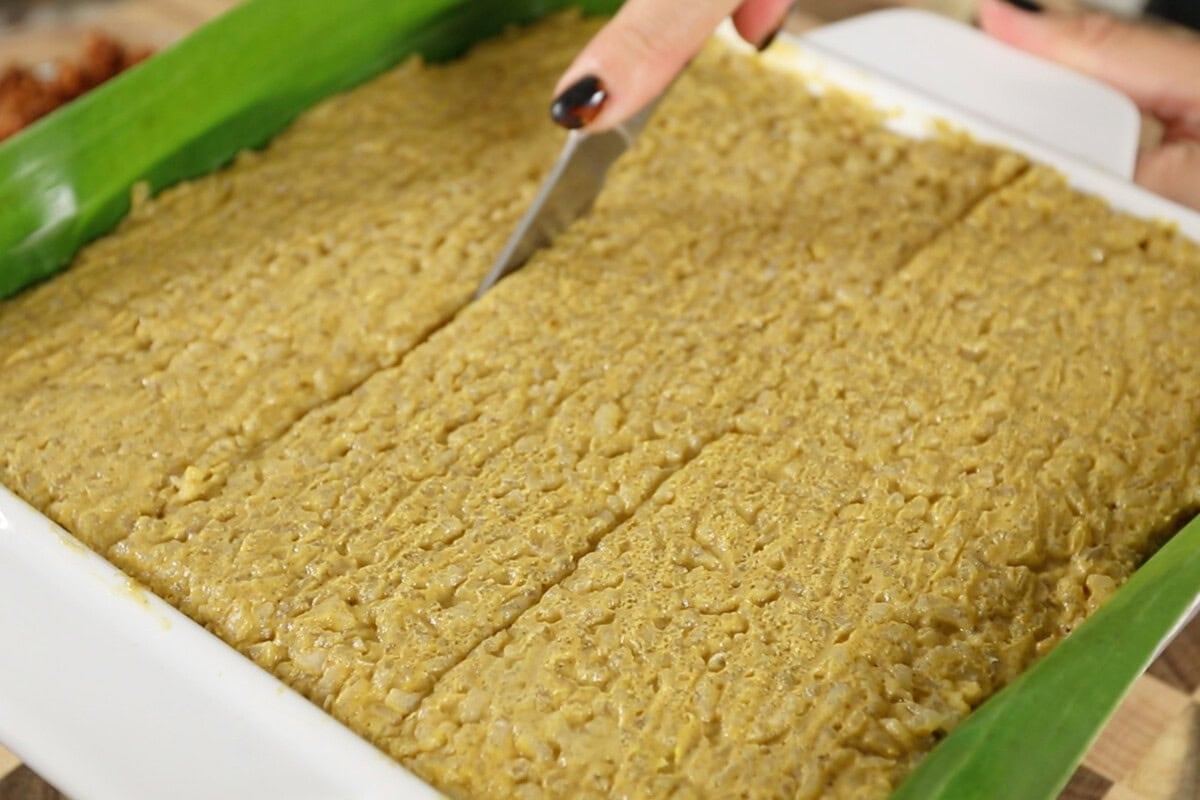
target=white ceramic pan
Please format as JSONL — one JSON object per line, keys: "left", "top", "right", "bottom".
{"left": 1, "top": 9, "right": 1197, "bottom": 799}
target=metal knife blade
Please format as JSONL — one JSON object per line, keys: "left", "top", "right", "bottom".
{"left": 474, "top": 98, "right": 662, "bottom": 299}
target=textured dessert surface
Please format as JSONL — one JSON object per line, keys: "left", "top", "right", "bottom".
{"left": 0, "top": 17, "right": 585, "bottom": 550}
{"left": 2, "top": 13, "right": 1199, "bottom": 800}
{"left": 401, "top": 171, "right": 1200, "bottom": 798}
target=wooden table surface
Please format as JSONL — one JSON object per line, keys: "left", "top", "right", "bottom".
{"left": 1, "top": 1, "right": 1197, "bottom": 798}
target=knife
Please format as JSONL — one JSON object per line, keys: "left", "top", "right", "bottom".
{"left": 474, "top": 96, "right": 664, "bottom": 299}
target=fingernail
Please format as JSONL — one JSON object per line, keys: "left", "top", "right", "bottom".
{"left": 757, "top": 25, "right": 782, "bottom": 52}
{"left": 1000, "top": 0, "right": 1044, "bottom": 12}
{"left": 550, "top": 75, "right": 608, "bottom": 129}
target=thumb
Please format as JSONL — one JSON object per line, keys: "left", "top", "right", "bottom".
{"left": 978, "top": 0, "right": 1200, "bottom": 126}
{"left": 551, "top": 0, "right": 792, "bottom": 131}
{"left": 1136, "top": 140, "right": 1200, "bottom": 210}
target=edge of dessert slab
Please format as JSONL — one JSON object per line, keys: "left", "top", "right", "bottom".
{"left": 0, "top": 1, "right": 1197, "bottom": 798}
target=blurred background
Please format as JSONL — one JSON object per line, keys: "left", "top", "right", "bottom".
{"left": 4, "top": 0, "right": 1198, "bottom": 142}
{"left": 2, "top": 0, "right": 1198, "bottom": 142}
{"left": 0, "top": 0, "right": 1196, "bottom": 65}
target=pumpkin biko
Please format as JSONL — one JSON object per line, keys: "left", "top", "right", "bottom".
{"left": 0, "top": 16, "right": 598, "bottom": 551}
{"left": 1, "top": 13, "right": 1198, "bottom": 800}
{"left": 398, "top": 170, "right": 1200, "bottom": 797}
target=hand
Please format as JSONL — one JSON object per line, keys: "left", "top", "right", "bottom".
{"left": 979, "top": 0, "right": 1200, "bottom": 210}
{"left": 549, "top": 0, "right": 793, "bottom": 131}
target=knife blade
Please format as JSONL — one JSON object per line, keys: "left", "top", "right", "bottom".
{"left": 474, "top": 97, "right": 663, "bottom": 299}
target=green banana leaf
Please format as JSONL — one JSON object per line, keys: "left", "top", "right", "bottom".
{"left": 1, "top": 2, "right": 1197, "bottom": 798}
{"left": 894, "top": 512, "right": 1200, "bottom": 800}
{"left": 0, "top": 0, "right": 621, "bottom": 298}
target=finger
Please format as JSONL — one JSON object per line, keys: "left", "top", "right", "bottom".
{"left": 977, "top": 0, "right": 1200, "bottom": 126}
{"left": 551, "top": 0, "right": 742, "bottom": 131}
{"left": 732, "top": 0, "right": 796, "bottom": 51}
{"left": 1135, "top": 140, "right": 1200, "bottom": 211}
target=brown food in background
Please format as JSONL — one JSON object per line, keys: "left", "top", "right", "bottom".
{"left": 0, "top": 31, "right": 151, "bottom": 141}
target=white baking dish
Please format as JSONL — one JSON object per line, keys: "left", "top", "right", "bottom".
{"left": 1, "top": 9, "right": 1197, "bottom": 799}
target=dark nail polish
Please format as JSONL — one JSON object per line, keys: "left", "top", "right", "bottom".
{"left": 757, "top": 25, "right": 781, "bottom": 52}
{"left": 1001, "top": 0, "right": 1044, "bottom": 13}
{"left": 550, "top": 75, "right": 608, "bottom": 129}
